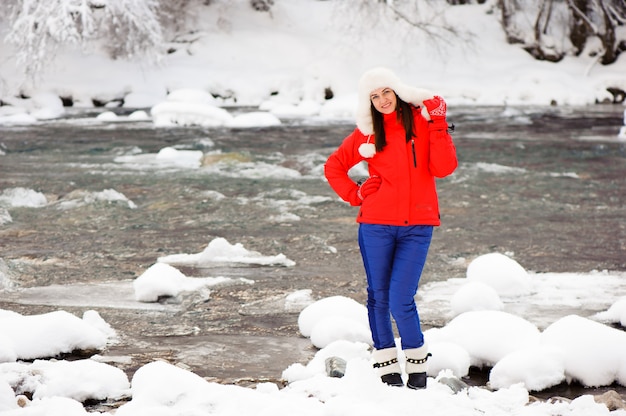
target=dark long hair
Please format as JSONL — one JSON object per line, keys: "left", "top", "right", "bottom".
{"left": 371, "top": 94, "right": 415, "bottom": 152}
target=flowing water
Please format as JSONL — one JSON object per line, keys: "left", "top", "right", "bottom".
{"left": 0, "top": 105, "right": 625, "bottom": 403}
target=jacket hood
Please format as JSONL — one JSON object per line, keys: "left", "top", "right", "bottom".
{"left": 356, "top": 67, "right": 435, "bottom": 135}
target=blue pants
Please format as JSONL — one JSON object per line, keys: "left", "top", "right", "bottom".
{"left": 358, "top": 224, "right": 433, "bottom": 350}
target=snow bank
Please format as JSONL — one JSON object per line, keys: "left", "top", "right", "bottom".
{"left": 466, "top": 252, "right": 531, "bottom": 296}
{"left": 132, "top": 262, "right": 250, "bottom": 302}
{"left": 151, "top": 88, "right": 282, "bottom": 128}
{"left": 426, "top": 310, "right": 541, "bottom": 368}
{"left": 450, "top": 281, "right": 504, "bottom": 315}
{"left": 593, "top": 297, "right": 626, "bottom": 327}
{"left": 55, "top": 189, "right": 137, "bottom": 210}
{"left": 0, "top": 310, "right": 113, "bottom": 362}
{"left": 0, "top": 93, "right": 64, "bottom": 125}
{"left": 540, "top": 315, "right": 626, "bottom": 387}
{"left": 0, "top": 359, "right": 130, "bottom": 402}
{"left": 489, "top": 346, "right": 566, "bottom": 391}
{"left": 134, "top": 262, "right": 200, "bottom": 302}
{"left": 114, "top": 146, "right": 204, "bottom": 170}
{"left": 157, "top": 237, "right": 295, "bottom": 267}
{"left": 297, "top": 296, "right": 371, "bottom": 348}
{"left": 0, "top": 187, "right": 47, "bottom": 208}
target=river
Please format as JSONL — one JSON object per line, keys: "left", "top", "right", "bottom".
{"left": 0, "top": 104, "right": 625, "bottom": 405}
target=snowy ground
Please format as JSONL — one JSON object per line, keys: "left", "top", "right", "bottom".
{"left": 1, "top": 232, "right": 625, "bottom": 415}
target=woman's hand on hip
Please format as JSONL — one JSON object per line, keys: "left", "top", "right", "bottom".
{"left": 357, "top": 175, "right": 382, "bottom": 200}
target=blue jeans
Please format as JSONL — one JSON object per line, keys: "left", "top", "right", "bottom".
{"left": 358, "top": 224, "right": 433, "bottom": 350}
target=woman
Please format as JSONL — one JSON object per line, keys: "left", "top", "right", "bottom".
{"left": 324, "top": 67, "right": 457, "bottom": 389}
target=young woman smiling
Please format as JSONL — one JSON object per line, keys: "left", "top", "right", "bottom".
{"left": 324, "top": 67, "right": 458, "bottom": 389}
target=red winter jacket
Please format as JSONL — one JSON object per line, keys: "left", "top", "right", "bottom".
{"left": 324, "top": 106, "right": 457, "bottom": 226}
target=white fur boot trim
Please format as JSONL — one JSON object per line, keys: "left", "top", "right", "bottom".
{"left": 405, "top": 344, "right": 431, "bottom": 374}
{"left": 372, "top": 347, "right": 401, "bottom": 377}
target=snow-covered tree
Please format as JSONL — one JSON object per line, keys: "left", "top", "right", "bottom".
{"left": 333, "top": 0, "right": 474, "bottom": 55}
{"left": 496, "top": 0, "right": 626, "bottom": 64}
{"left": 566, "top": 0, "right": 626, "bottom": 64}
{"left": 2, "top": 0, "right": 623, "bottom": 87}
{"left": 341, "top": 0, "right": 624, "bottom": 64}
{"left": 1, "top": 0, "right": 280, "bottom": 83}
{"left": 3, "top": 0, "right": 167, "bottom": 80}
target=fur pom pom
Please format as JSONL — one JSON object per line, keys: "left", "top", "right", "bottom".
{"left": 358, "top": 143, "right": 376, "bottom": 158}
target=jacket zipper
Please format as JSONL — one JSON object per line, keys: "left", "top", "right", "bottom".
{"left": 411, "top": 139, "right": 417, "bottom": 167}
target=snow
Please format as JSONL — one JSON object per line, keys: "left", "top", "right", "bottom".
{"left": 0, "top": 359, "right": 129, "bottom": 403}
{"left": 426, "top": 310, "right": 542, "bottom": 369}
{"left": 297, "top": 296, "right": 371, "bottom": 348}
{"left": 466, "top": 252, "right": 532, "bottom": 296}
{"left": 113, "top": 146, "right": 204, "bottom": 170}
{"left": 2, "top": 246, "right": 626, "bottom": 415}
{"left": 0, "top": 188, "right": 47, "bottom": 208}
{"left": 151, "top": 95, "right": 233, "bottom": 127}
{"left": 149, "top": 88, "right": 281, "bottom": 128}
{"left": 594, "top": 297, "right": 626, "bottom": 327}
{"left": 157, "top": 237, "right": 296, "bottom": 267}
{"left": 56, "top": 189, "right": 137, "bottom": 210}
{"left": 450, "top": 281, "right": 504, "bottom": 315}
{"left": 0, "top": 1, "right": 624, "bottom": 134}
{"left": 132, "top": 262, "right": 252, "bottom": 303}
{"left": 541, "top": 316, "right": 626, "bottom": 388}
{"left": 0, "top": 187, "right": 136, "bottom": 212}
{"left": 0, "top": 310, "right": 111, "bottom": 362}
{"left": 0, "top": 93, "right": 64, "bottom": 122}
{"left": 133, "top": 263, "right": 226, "bottom": 302}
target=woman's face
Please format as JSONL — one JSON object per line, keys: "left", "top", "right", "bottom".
{"left": 370, "top": 87, "right": 397, "bottom": 114}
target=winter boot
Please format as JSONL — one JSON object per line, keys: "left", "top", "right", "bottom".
{"left": 405, "top": 344, "right": 431, "bottom": 390}
{"left": 372, "top": 347, "right": 403, "bottom": 387}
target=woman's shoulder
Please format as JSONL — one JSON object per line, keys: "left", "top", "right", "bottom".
{"left": 346, "top": 126, "right": 371, "bottom": 143}
{"left": 339, "top": 128, "right": 374, "bottom": 158}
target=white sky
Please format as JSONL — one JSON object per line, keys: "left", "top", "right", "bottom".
{"left": 1, "top": 1, "right": 626, "bottom": 414}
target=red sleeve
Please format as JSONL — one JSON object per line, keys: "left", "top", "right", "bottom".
{"left": 324, "top": 129, "right": 366, "bottom": 206}
{"left": 428, "top": 127, "right": 458, "bottom": 178}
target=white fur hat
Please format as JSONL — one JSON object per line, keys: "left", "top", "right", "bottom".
{"left": 356, "top": 67, "right": 435, "bottom": 135}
